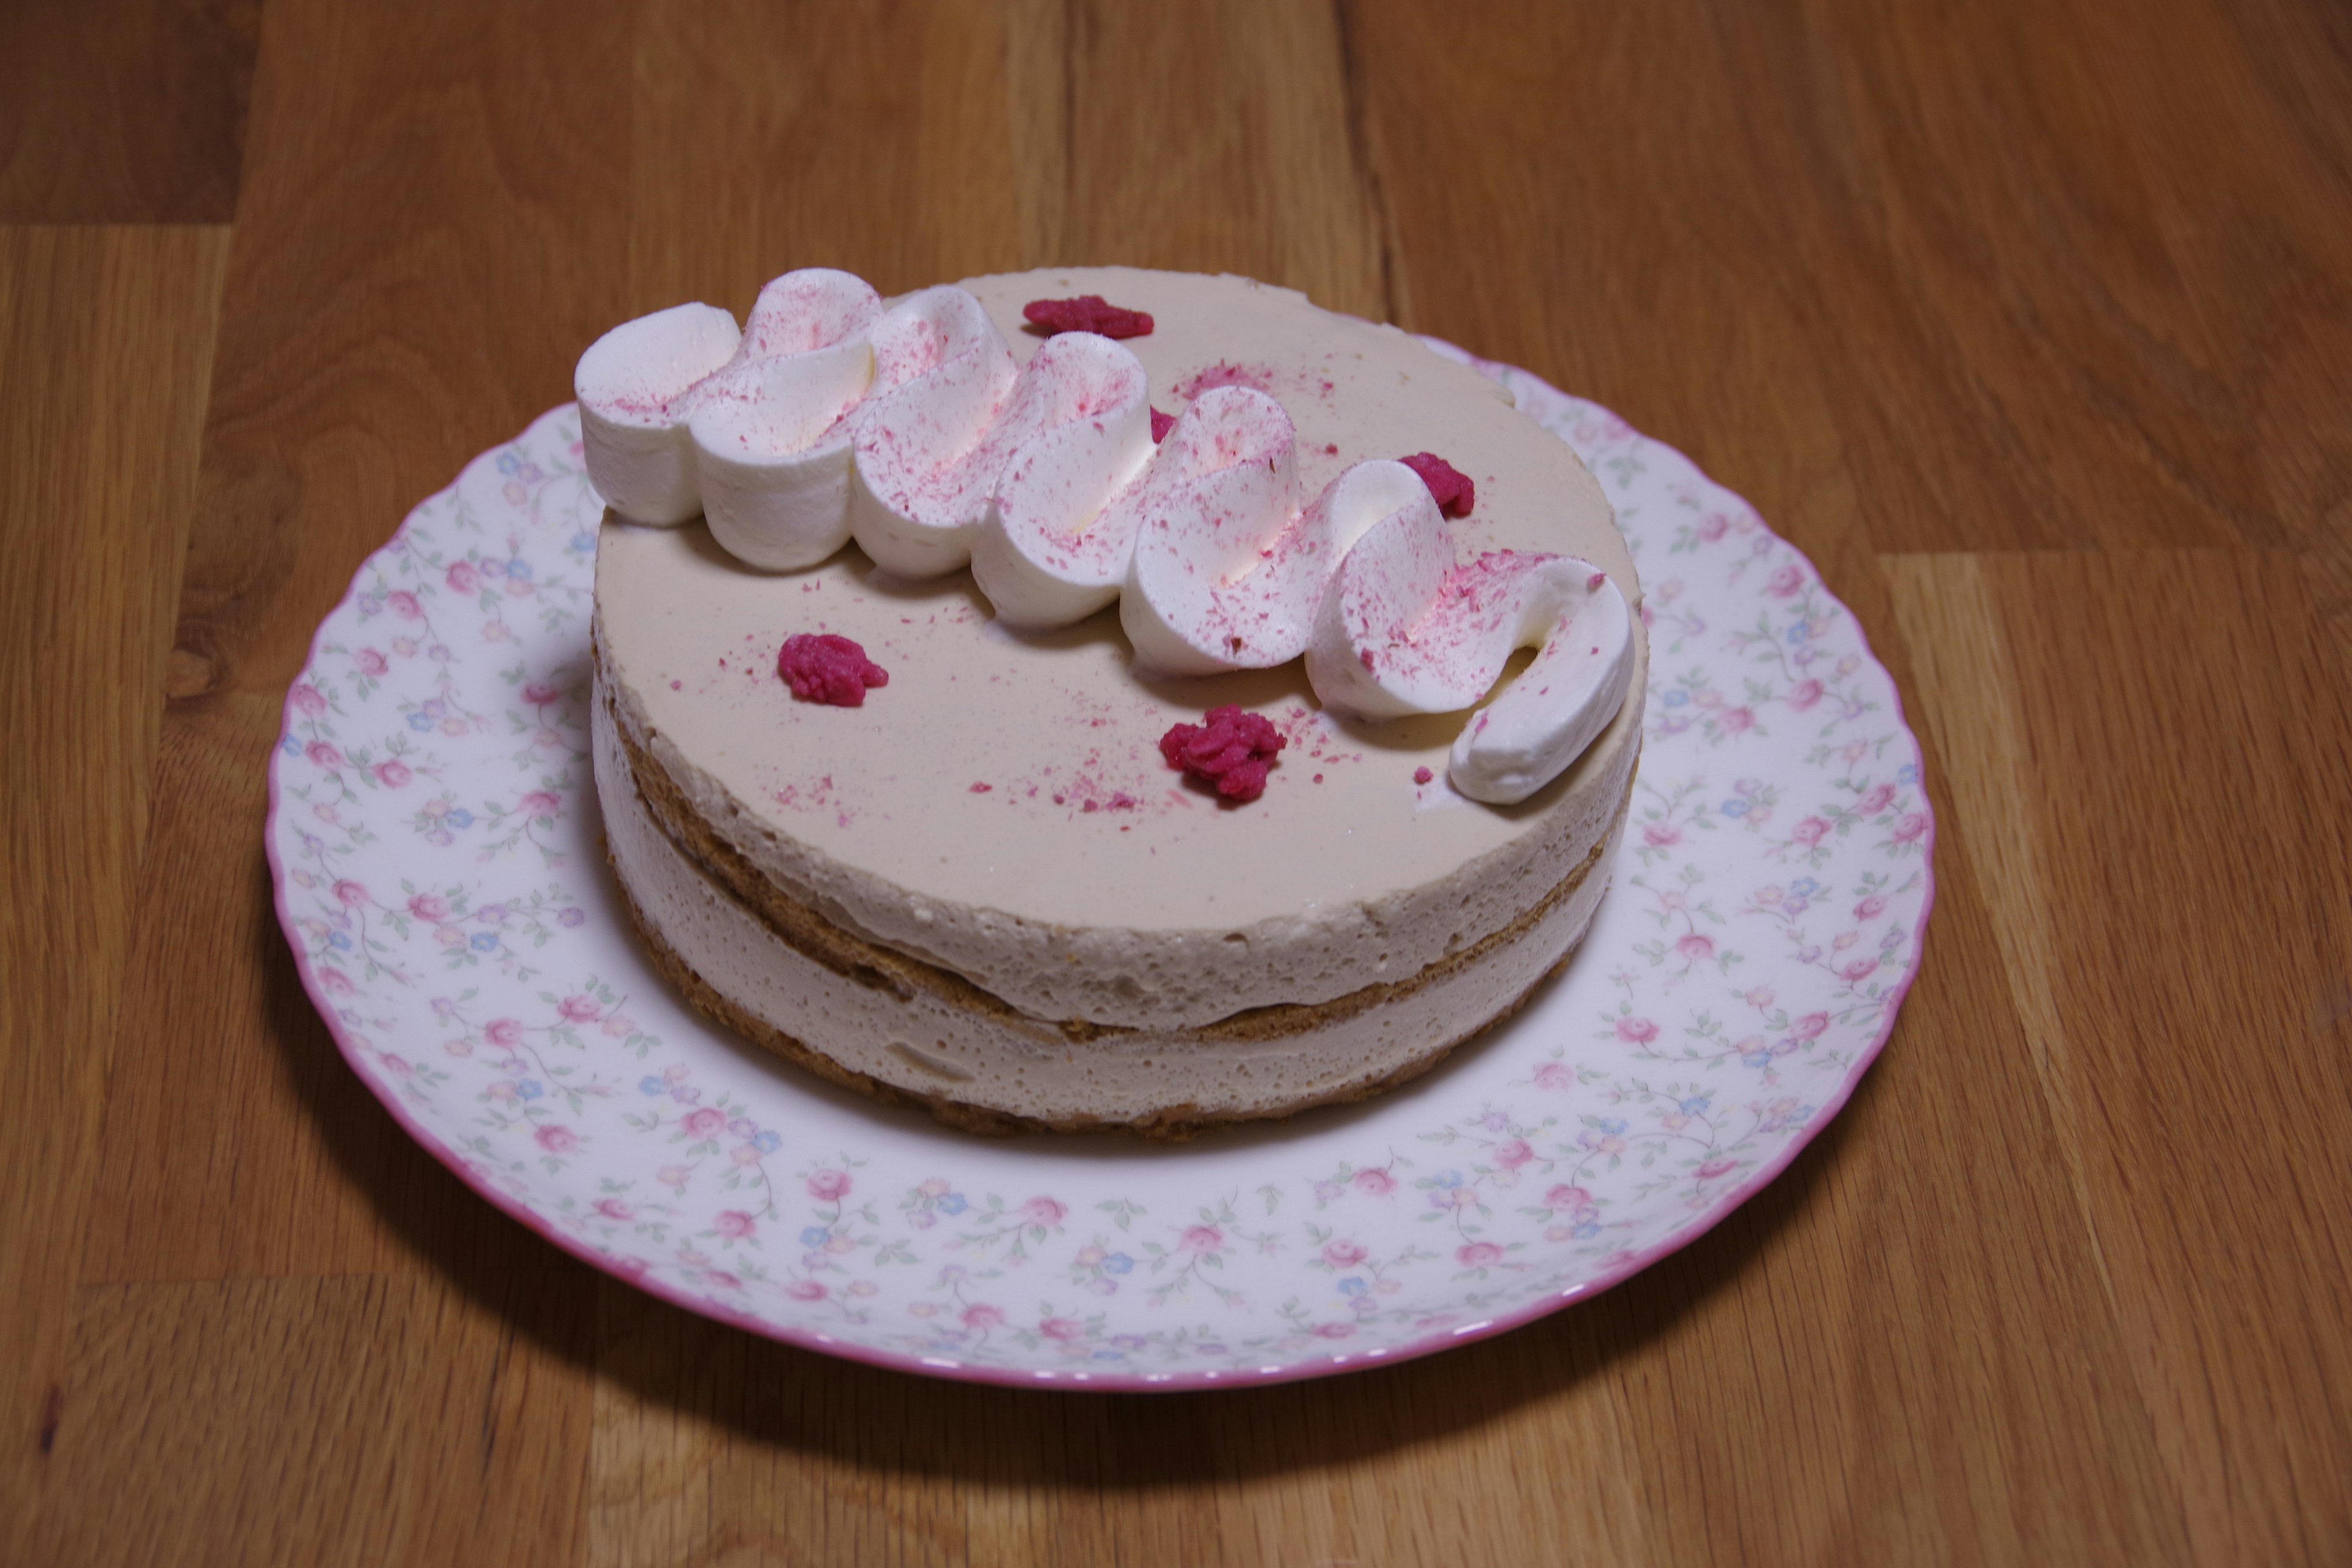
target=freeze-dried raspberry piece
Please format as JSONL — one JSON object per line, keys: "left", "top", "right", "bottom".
{"left": 1022, "top": 295, "right": 1156, "bottom": 339}
{"left": 776, "top": 633, "right": 889, "bottom": 707}
{"left": 1150, "top": 407, "right": 1176, "bottom": 443}
{"left": 1400, "top": 451, "right": 1476, "bottom": 518}
{"left": 1158, "top": 705, "right": 1285, "bottom": 802}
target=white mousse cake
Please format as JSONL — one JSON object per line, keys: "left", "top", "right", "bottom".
{"left": 586, "top": 266, "right": 1645, "bottom": 1135}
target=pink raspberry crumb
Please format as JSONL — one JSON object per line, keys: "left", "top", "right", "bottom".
{"left": 1400, "top": 452, "right": 1476, "bottom": 518}
{"left": 1414, "top": 766, "right": 1433, "bottom": 785}
{"left": 1150, "top": 407, "right": 1176, "bottom": 442}
{"left": 1158, "top": 705, "right": 1284, "bottom": 803}
{"left": 1022, "top": 296, "right": 1155, "bottom": 339}
{"left": 776, "top": 633, "right": 888, "bottom": 707}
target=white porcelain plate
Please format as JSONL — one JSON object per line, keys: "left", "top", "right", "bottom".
{"left": 268, "top": 349, "right": 1934, "bottom": 1389}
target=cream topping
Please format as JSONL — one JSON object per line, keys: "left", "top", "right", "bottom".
{"left": 583, "top": 269, "right": 1636, "bottom": 801}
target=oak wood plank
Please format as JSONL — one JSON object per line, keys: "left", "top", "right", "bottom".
{"left": 81, "top": 0, "right": 635, "bottom": 1288}
{"left": 35, "top": 1272, "right": 597, "bottom": 1567}
{"left": 0, "top": 223, "right": 230, "bottom": 1558}
{"left": 0, "top": 1, "right": 261, "bottom": 224}
{"left": 1890, "top": 549, "right": 2352, "bottom": 1564}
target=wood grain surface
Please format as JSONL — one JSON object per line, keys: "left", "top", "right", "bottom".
{"left": 4, "top": 1, "right": 2348, "bottom": 1562}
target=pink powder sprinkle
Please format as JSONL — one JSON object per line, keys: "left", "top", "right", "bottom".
{"left": 1400, "top": 452, "right": 1476, "bottom": 518}
{"left": 969, "top": 782, "right": 992, "bottom": 793}
{"left": 1173, "top": 361, "right": 1280, "bottom": 400}
{"left": 1150, "top": 407, "right": 1176, "bottom": 443}
{"left": 777, "top": 633, "right": 889, "bottom": 707}
{"left": 1023, "top": 296, "right": 1155, "bottom": 339}
{"left": 1158, "top": 705, "right": 1284, "bottom": 804}
{"left": 1588, "top": 571, "right": 1607, "bottom": 591}
{"left": 1414, "top": 766, "right": 1433, "bottom": 785}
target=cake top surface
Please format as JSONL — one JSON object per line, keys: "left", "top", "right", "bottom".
{"left": 596, "top": 266, "right": 1641, "bottom": 938}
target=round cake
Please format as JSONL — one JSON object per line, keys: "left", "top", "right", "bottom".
{"left": 587, "top": 266, "right": 1646, "bottom": 1135}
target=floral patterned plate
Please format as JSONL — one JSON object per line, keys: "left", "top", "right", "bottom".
{"left": 268, "top": 349, "right": 1932, "bottom": 1389}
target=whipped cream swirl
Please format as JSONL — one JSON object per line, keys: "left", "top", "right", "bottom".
{"left": 575, "top": 270, "right": 1634, "bottom": 802}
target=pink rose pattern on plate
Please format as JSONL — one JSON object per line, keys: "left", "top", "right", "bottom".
{"left": 268, "top": 366, "right": 1931, "bottom": 1389}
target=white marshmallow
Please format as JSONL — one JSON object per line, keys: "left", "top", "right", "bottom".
{"left": 575, "top": 303, "right": 741, "bottom": 525}
{"left": 1117, "top": 388, "right": 1304, "bottom": 675}
{"left": 967, "top": 334, "right": 1156, "bottom": 627}
{"left": 845, "top": 287, "right": 1019, "bottom": 577}
{"left": 690, "top": 271, "right": 883, "bottom": 569}
{"left": 1305, "top": 501, "right": 1633, "bottom": 803}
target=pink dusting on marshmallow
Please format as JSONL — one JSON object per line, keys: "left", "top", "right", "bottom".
{"left": 776, "top": 633, "right": 889, "bottom": 707}
{"left": 1173, "top": 361, "right": 1281, "bottom": 401}
{"left": 1158, "top": 705, "right": 1285, "bottom": 804}
{"left": 1400, "top": 452, "right": 1476, "bottom": 518}
{"left": 1150, "top": 407, "right": 1176, "bottom": 443}
{"left": 1588, "top": 571, "right": 1607, "bottom": 591}
{"left": 1023, "top": 296, "right": 1155, "bottom": 339}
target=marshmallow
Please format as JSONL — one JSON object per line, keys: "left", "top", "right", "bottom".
{"left": 1305, "top": 500, "right": 1633, "bottom": 804}
{"left": 967, "top": 334, "right": 1156, "bottom": 627}
{"left": 576, "top": 303, "right": 741, "bottom": 524}
{"left": 1118, "top": 388, "right": 1303, "bottom": 675}
{"left": 845, "top": 287, "right": 1020, "bottom": 578}
{"left": 1122, "top": 446, "right": 1438, "bottom": 677}
{"left": 690, "top": 271, "right": 883, "bottom": 569}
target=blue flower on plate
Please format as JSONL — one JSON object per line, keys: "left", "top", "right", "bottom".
{"left": 445, "top": 808, "right": 473, "bottom": 830}
{"left": 516, "top": 1080, "right": 544, "bottom": 1100}
{"left": 800, "top": 1226, "right": 830, "bottom": 1249}
{"left": 505, "top": 559, "right": 533, "bottom": 582}
{"left": 937, "top": 1193, "right": 967, "bottom": 1216}
{"left": 407, "top": 712, "right": 434, "bottom": 733}
{"left": 1338, "top": 1277, "right": 1368, "bottom": 1297}
{"left": 753, "top": 1130, "right": 782, "bottom": 1154}
{"left": 1722, "top": 797, "right": 1749, "bottom": 818}
{"left": 638, "top": 1076, "right": 665, "bottom": 1097}
{"left": 1103, "top": 1253, "right": 1133, "bottom": 1275}
{"left": 1662, "top": 688, "right": 1688, "bottom": 707}
{"left": 469, "top": 932, "right": 499, "bottom": 952}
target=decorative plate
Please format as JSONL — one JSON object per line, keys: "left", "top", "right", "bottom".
{"left": 268, "top": 348, "right": 1933, "bottom": 1389}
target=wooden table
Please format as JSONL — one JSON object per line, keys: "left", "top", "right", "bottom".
{"left": 6, "top": 2, "right": 2348, "bottom": 1562}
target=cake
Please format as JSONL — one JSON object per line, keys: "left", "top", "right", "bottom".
{"left": 583, "top": 266, "right": 1645, "bottom": 1136}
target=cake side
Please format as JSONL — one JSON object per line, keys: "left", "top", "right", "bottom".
{"left": 595, "top": 678, "right": 1630, "bottom": 1131}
